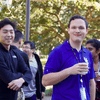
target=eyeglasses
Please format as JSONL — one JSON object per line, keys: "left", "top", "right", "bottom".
{"left": 22, "top": 46, "right": 31, "bottom": 49}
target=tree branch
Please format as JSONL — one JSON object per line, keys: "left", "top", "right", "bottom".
{"left": 33, "top": 2, "right": 57, "bottom": 16}
{"left": 88, "top": 29, "right": 100, "bottom": 34}
{"left": 38, "top": 35, "right": 57, "bottom": 42}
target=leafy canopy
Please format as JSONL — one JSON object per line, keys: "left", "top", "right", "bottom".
{"left": 0, "top": 0, "right": 100, "bottom": 54}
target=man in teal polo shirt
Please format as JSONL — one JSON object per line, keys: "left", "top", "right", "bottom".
{"left": 42, "top": 15, "right": 96, "bottom": 100}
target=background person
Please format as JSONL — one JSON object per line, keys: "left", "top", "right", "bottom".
{"left": 0, "top": 18, "right": 32, "bottom": 100}
{"left": 11, "top": 29, "right": 30, "bottom": 100}
{"left": 12, "top": 29, "right": 23, "bottom": 49}
{"left": 12, "top": 29, "right": 30, "bottom": 68}
{"left": 22, "top": 41, "right": 45, "bottom": 100}
{"left": 42, "top": 15, "right": 96, "bottom": 100}
{"left": 85, "top": 38, "right": 100, "bottom": 100}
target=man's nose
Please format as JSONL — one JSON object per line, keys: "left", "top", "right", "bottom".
{"left": 75, "top": 28, "right": 80, "bottom": 32}
{"left": 22, "top": 47, "right": 26, "bottom": 50}
{"left": 6, "top": 32, "right": 11, "bottom": 36}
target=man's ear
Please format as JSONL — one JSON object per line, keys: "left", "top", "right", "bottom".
{"left": 68, "top": 28, "right": 70, "bottom": 35}
{"left": 19, "top": 40, "right": 21, "bottom": 45}
{"left": 19, "top": 39, "right": 23, "bottom": 46}
{"left": 97, "top": 48, "right": 100, "bottom": 54}
{"left": 86, "top": 29, "right": 88, "bottom": 35}
{"left": 32, "top": 49, "right": 35, "bottom": 53}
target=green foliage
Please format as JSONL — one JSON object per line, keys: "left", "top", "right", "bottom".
{"left": 0, "top": 0, "right": 100, "bottom": 54}
{"left": 41, "top": 60, "right": 47, "bottom": 68}
{"left": 45, "top": 88, "right": 53, "bottom": 96}
{"left": 41, "top": 60, "right": 47, "bottom": 63}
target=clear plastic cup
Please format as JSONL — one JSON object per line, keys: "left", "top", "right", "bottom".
{"left": 80, "top": 63, "right": 88, "bottom": 75}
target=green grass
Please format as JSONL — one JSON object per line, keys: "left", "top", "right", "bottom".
{"left": 45, "top": 88, "right": 53, "bottom": 96}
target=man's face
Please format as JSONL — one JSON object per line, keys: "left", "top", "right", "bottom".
{"left": 85, "top": 43, "right": 98, "bottom": 58}
{"left": 0, "top": 25, "right": 15, "bottom": 46}
{"left": 68, "top": 19, "right": 88, "bottom": 43}
{"left": 22, "top": 43, "right": 33, "bottom": 55}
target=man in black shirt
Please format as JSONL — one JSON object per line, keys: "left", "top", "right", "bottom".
{"left": 0, "top": 18, "right": 32, "bottom": 100}
{"left": 12, "top": 29, "right": 30, "bottom": 68}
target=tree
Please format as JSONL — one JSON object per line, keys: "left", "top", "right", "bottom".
{"left": 0, "top": 0, "right": 100, "bottom": 54}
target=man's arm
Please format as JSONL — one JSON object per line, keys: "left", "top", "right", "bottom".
{"left": 17, "top": 54, "right": 32, "bottom": 86}
{"left": 89, "top": 79, "right": 96, "bottom": 100}
{"left": 42, "top": 67, "right": 71, "bottom": 86}
{"left": 0, "top": 57, "right": 22, "bottom": 84}
{"left": 42, "top": 63, "right": 89, "bottom": 86}
{"left": 7, "top": 55, "right": 32, "bottom": 91}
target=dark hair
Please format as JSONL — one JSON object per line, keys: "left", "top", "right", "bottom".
{"left": 24, "top": 41, "right": 35, "bottom": 49}
{"left": 13, "top": 29, "right": 23, "bottom": 43}
{"left": 68, "top": 15, "right": 88, "bottom": 29}
{"left": 0, "top": 18, "right": 16, "bottom": 30}
{"left": 85, "top": 38, "right": 100, "bottom": 51}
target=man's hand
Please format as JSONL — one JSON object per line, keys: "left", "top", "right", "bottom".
{"left": 71, "top": 63, "right": 89, "bottom": 75}
{"left": 95, "top": 72, "right": 100, "bottom": 81}
{"left": 42, "top": 92, "right": 45, "bottom": 98}
{"left": 37, "top": 92, "right": 45, "bottom": 100}
{"left": 7, "top": 78, "right": 25, "bottom": 91}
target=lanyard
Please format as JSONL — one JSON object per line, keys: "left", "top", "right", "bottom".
{"left": 68, "top": 41, "right": 84, "bottom": 83}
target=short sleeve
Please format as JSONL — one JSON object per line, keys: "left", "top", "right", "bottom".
{"left": 44, "top": 48, "right": 61, "bottom": 75}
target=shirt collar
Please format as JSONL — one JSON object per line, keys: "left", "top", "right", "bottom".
{"left": 0, "top": 43, "right": 9, "bottom": 52}
{"left": 10, "top": 45, "right": 18, "bottom": 49}
{"left": 0, "top": 43, "right": 18, "bottom": 52}
{"left": 29, "top": 54, "right": 35, "bottom": 62}
{"left": 64, "top": 40, "right": 86, "bottom": 53}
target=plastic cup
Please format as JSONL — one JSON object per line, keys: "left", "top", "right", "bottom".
{"left": 79, "top": 63, "right": 88, "bottom": 75}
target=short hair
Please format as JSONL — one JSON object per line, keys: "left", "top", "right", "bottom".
{"left": 0, "top": 18, "right": 16, "bottom": 30}
{"left": 85, "top": 38, "right": 100, "bottom": 51}
{"left": 13, "top": 29, "right": 23, "bottom": 43}
{"left": 68, "top": 15, "right": 88, "bottom": 29}
{"left": 24, "top": 41, "right": 35, "bottom": 49}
